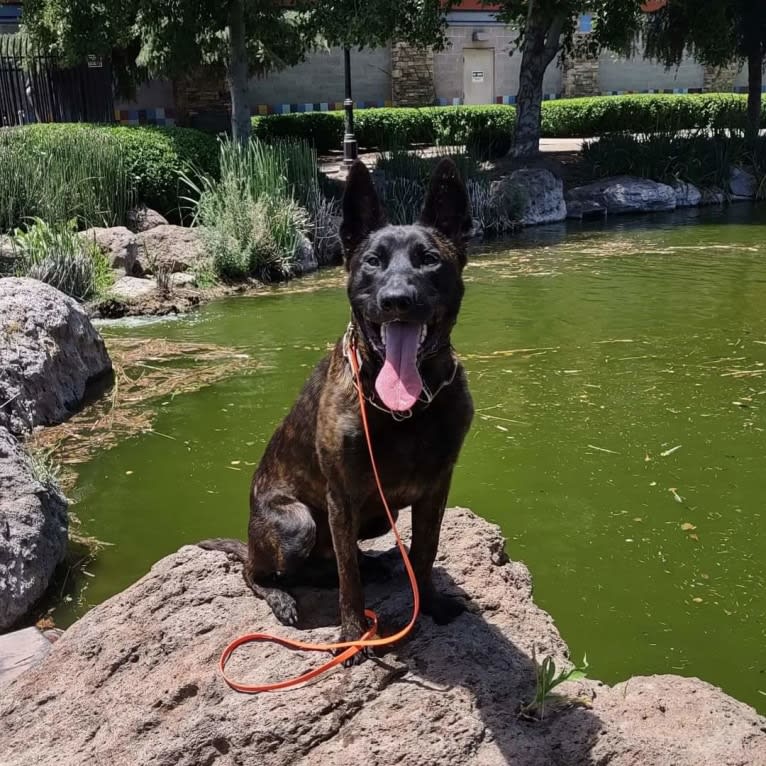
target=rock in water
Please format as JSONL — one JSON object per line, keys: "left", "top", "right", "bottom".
{"left": 0, "top": 278, "right": 112, "bottom": 436}
{"left": 567, "top": 176, "right": 677, "bottom": 215}
{"left": 0, "top": 426, "right": 67, "bottom": 630}
{"left": 1, "top": 508, "right": 764, "bottom": 765}
{"left": 494, "top": 168, "right": 567, "bottom": 226}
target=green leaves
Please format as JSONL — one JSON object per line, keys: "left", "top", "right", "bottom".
{"left": 522, "top": 649, "right": 590, "bottom": 720}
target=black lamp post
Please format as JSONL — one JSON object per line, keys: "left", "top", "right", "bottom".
{"left": 342, "top": 47, "right": 358, "bottom": 166}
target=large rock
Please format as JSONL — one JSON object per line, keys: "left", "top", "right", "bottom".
{"left": 0, "top": 426, "right": 67, "bottom": 631}
{"left": 672, "top": 181, "right": 702, "bottom": 208}
{"left": 495, "top": 168, "right": 567, "bottom": 226}
{"left": 127, "top": 206, "right": 169, "bottom": 233}
{"left": 1, "top": 508, "right": 763, "bottom": 766}
{"left": 109, "top": 276, "right": 158, "bottom": 301}
{"left": 135, "top": 225, "right": 205, "bottom": 274}
{"left": 729, "top": 166, "right": 758, "bottom": 200}
{"left": 0, "top": 278, "right": 112, "bottom": 436}
{"left": 79, "top": 226, "right": 138, "bottom": 275}
{"left": 293, "top": 234, "right": 318, "bottom": 275}
{"left": 567, "top": 176, "right": 677, "bottom": 215}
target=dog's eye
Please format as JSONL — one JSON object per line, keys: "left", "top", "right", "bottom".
{"left": 422, "top": 251, "right": 441, "bottom": 266}
{"left": 365, "top": 254, "right": 381, "bottom": 268}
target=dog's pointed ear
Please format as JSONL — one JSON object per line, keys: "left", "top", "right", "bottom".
{"left": 340, "top": 160, "right": 386, "bottom": 265}
{"left": 418, "top": 158, "right": 473, "bottom": 248}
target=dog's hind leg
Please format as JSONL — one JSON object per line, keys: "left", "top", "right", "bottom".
{"left": 244, "top": 494, "right": 317, "bottom": 626}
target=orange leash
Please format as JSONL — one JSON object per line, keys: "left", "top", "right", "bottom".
{"left": 218, "top": 342, "right": 421, "bottom": 693}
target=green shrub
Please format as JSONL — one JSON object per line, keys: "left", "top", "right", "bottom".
{"left": 0, "top": 123, "right": 219, "bottom": 230}
{"left": 583, "top": 132, "right": 766, "bottom": 192}
{"left": 188, "top": 139, "right": 313, "bottom": 280}
{"left": 0, "top": 126, "right": 134, "bottom": 232}
{"left": 250, "top": 95, "right": 760, "bottom": 154}
{"left": 11, "top": 217, "right": 112, "bottom": 300}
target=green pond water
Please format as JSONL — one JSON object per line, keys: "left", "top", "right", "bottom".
{"left": 58, "top": 205, "right": 766, "bottom": 713}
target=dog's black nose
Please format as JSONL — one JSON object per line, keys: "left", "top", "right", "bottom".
{"left": 378, "top": 287, "right": 414, "bottom": 313}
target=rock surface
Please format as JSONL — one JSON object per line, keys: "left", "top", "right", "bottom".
{"left": 1, "top": 508, "right": 764, "bottom": 766}
{"left": 567, "top": 176, "right": 677, "bottom": 215}
{"left": 672, "top": 181, "right": 702, "bottom": 208}
{"left": 498, "top": 168, "right": 567, "bottom": 226}
{"left": 0, "top": 278, "right": 112, "bottom": 436}
{"left": 127, "top": 206, "right": 169, "bottom": 233}
{"left": 0, "top": 235, "right": 16, "bottom": 275}
{"left": 110, "top": 275, "right": 158, "bottom": 301}
{"left": 79, "top": 226, "right": 138, "bottom": 275}
{"left": 135, "top": 225, "right": 205, "bottom": 274}
{"left": 566, "top": 199, "right": 607, "bottom": 221}
{"left": 0, "top": 426, "right": 67, "bottom": 630}
{"left": 729, "top": 166, "right": 758, "bottom": 200}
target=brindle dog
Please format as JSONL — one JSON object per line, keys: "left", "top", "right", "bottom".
{"left": 201, "top": 158, "right": 474, "bottom": 660}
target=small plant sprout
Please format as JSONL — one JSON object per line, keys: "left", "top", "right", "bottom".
{"left": 521, "top": 648, "right": 590, "bottom": 720}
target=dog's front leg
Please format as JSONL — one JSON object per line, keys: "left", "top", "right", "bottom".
{"left": 411, "top": 477, "right": 467, "bottom": 625}
{"left": 326, "top": 489, "right": 369, "bottom": 665}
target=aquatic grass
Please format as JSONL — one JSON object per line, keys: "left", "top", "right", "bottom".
{"left": 11, "top": 218, "right": 113, "bottom": 301}
{"left": 0, "top": 127, "right": 134, "bottom": 232}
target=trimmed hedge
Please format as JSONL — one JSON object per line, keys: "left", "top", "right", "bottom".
{"left": 252, "top": 94, "right": 760, "bottom": 154}
{"left": 4, "top": 123, "right": 219, "bottom": 219}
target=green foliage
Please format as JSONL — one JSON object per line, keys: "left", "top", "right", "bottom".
{"left": 540, "top": 94, "right": 754, "bottom": 137}
{"left": 583, "top": 132, "right": 766, "bottom": 193}
{"left": 252, "top": 112, "right": 345, "bottom": 155}
{"left": 0, "top": 125, "right": 134, "bottom": 233}
{"left": 431, "top": 106, "right": 515, "bottom": 158}
{"left": 11, "top": 218, "right": 113, "bottom": 301}
{"left": 186, "top": 139, "right": 314, "bottom": 281}
{"left": 0, "top": 124, "right": 219, "bottom": 230}
{"left": 522, "top": 650, "right": 589, "bottom": 720}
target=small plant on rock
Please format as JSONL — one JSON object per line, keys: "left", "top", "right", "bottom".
{"left": 521, "top": 649, "right": 589, "bottom": 720}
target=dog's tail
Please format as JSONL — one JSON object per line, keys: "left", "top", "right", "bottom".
{"left": 198, "top": 538, "right": 248, "bottom": 561}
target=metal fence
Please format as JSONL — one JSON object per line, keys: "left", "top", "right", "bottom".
{"left": 0, "top": 34, "right": 114, "bottom": 126}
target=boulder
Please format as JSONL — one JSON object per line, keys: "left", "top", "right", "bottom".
{"left": 729, "top": 166, "right": 758, "bottom": 200}
{"left": 127, "top": 206, "right": 169, "bottom": 233}
{"left": 135, "top": 225, "right": 205, "bottom": 274}
{"left": 0, "top": 426, "right": 67, "bottom": 631}
{"left": 567, "top": 176, "right": 677, "bottom": 215}
{"left": 169, "top": 272, "right": 196, "bottom": 288}
{"left": 2, "top": 508, "right": 764, "bottom": 766}
{"left": 109, "top": 276, "right": 158, "bottom": 301}
{"left": 0, "top": 278, "right": 112, "bottom": 436}
{"left": 495, "top": 168, "right": 567, "bottom": 226}
{"left": 79, "top": 226, "right": 138, "bottom": 275}
{"left": 566, "top": 199, "right": 607, "bottom": 221}
{"left": 672, "top": 181, "right": 702, "bottom": 208}
{"left": 293, "top": 234, "right": 318, "bottom": 275}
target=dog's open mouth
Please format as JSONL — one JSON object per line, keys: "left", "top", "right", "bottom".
{"left": 371, "top": 321, "right": 427, "bottom": 412}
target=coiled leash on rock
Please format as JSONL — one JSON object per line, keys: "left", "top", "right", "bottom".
{"left": 218, "top": 339, "right": 421, "bottom": 693}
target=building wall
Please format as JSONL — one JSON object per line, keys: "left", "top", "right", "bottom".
{"left": 434, "top": 24, "right": 562, "bottom": 104}
{"left": 598, "top": 43, "right": 703, "bottom": 93}
{"left": 249, "top": 47, "right": 392, "bottom": 110}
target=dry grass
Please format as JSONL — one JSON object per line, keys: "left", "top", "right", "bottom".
{"left": 30, "top": 338, "right": 258, "bottom": 489}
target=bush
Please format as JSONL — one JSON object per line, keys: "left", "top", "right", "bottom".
{"left": 583, "top": 132, "right": 766, "bottom": 192}
{"left": 250, "top": 95, "right": 761, "bottom": 155}
{"left": 188, "top": 139, "right": 314, "bottom": 280}
{"left": 10, "top": 218, "right": 112, "bottom": 300}
{"left": 0, "top": 123, "right": 219, "bottom": 231}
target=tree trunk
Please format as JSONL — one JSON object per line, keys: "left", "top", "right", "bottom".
{"left": 512, "top": 9, "right": 566, "bottom": 159}
{"left": 227, "top": 0, "right": 250, "bottom": 144}
{"left": 746, "top": 44, "right": 763, "bottom": 143}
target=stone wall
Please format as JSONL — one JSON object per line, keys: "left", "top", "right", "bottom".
{"left": 173, "top": 67, "right": 230, "bottom": 131}
{"left": 391, "top": 42, "right": 435, "bottom": 106}
{"left": 562, "top": 33, "right": 600, "bottom": 98}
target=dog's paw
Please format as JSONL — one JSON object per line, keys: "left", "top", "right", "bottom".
{"left": 421, "top": 592, "right": 467, "bottom": 625}
{"left": 339, "top": 646, "right": 374, "bottom": 668}
{"left": 266, "top": 591, "right": 299, "bottom": 626}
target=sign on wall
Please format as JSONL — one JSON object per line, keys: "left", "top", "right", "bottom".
{"left": 471, "top": 71, "right": 485, "bottom": 82}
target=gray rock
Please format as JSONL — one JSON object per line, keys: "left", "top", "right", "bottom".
{"left": 566, "top": 199, "right": 607, "bottom": 220}
{"left": 0, "top": 278, "right": 112, "bottom": 436}
{"left": 567, "top": 176, "right": 677, "bottom": 215}
{"left": 79, "top": 226, "right": 138, "bottom": 275}
{"left": 169, "top": 272, "right": 196, "bottom": 288}
{"left": 0, "top": 626, "right": 54, "bottom": 687}
{"left": 498, "top": 168, "right": 567, "bottom": 226}
{"left": 127, "top": 206, "right": 169, "bottom": 233}
{"left": 2, "top": 508, "right": 764, "bottom": 766}
{"left": 0, "top": 235, "right": 17, "bottom": 276}
{"left": 109, "top": 276, "right": 158, "bottom": 301}
{"left": 672, "top": 181, "right": 702, "bottom": 208}
{"left": 729, "top": 166, "right": 758, "bottom": 200}
{"left": 0, "top": 426, "right": 67, "bottom": 630}
{"left": 293, "top": 234, "right": 318, "bottom": 275}
{"left": 135, "top": 225, "right": 206, "bottom": 274}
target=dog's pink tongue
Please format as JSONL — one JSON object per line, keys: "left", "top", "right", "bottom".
{"left": 375, "top": 322, "right": 423, "bottom": 412}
